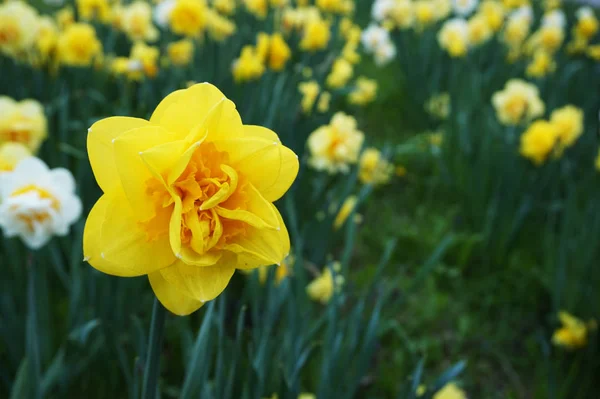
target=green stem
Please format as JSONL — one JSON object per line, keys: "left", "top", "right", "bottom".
{"left": 142, "top": 298, "right": 167, "bottom": 399}
{"left": 26, "top": 252, "right": 41, "bottom": 399}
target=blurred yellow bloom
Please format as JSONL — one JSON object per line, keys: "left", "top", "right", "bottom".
{"left": 35, "top": 17, "right": 58, "bottom": 62}
{"left": 255, "top": 254, "right": 293, "bottom": 284}
{"left": 298, "top": 394, "right": 316, "bottom": 399}
{"left": 57, "top": 23, "right": 102, "bottom": 67}
{"left": 130, "top": 41, "right": 160, "bottom": 79}
{"left": 122, "top": 1, "right": 159, "bottom": 42}
{"left": 429, "top": 131, "right": 443, "bottom": 147}
{"left": 342, "top": 41, "right": 360, "bottom": 64}
{"left": 232, "top": 45, "right": 265, "bottom": 82}
{"left": 300, "top": 17, "right": 330, "bottom": 52}
{"left": 306, "top": 265, "right": 344, "bottom": 303}
{"left": 349, "top": 77, "right": 377, "bottom": 106}
{"left": 414, "top": 0, "right": 436, "bottom": 27}
{"left": 307, "top": 112, "right": 364, "bottom": 173}
{"left": 502, "top": 0, "right": 528, "bottom": 8}
{"left": 316, "top": 0, "right": 345, "bottom": 14}
{"left": 529, "top": 25, "right": 564, "bottom": 54}
{"left": 550, "top": 105, "right": 583, "bottom": 150}
{"left": 244, "top": 0, "right": 268, "bottom": 18}
{"left": 0, "top": 97, "right": 47, "bottom": 153}
{"left": 299, "top": 80, "right": 320, "bottom": 114}
{"left": 326, "top": 58, "right": 353, "bottom": 88}
{"left": 587, "top": 45, "right": 600, "bottom": 61}
{"left": 519, "top": 120, "right": 557, "bottom": 165}
{"left": 438, "top": 18, "right": 470, "bottom": 57}
{"left": 267, "top": 33, "right": 292, "bottom": 71}
{"left": 503, "top": 9, "right": 532, "bottom": 51}
{"left": 77, "top": 0, "right": 111, "bottom": 23}
{"left": 168, "top": 39, "right": 194, "bottom": 66}
{"left": 433, "top": 383, "right": 466, "bottom": 399}
{"left": 213, "top": 0, "right": 236, "bottom": 15}
{"left": 390, "top": 0, "right": 414, "bottom": 29}
{"left": 84, "top": 83, "right": 299, "bottom": 315}
{"left": 468, "top": 14, "right": 492, "bottom": 46}
{"left": 492, "top": 79, "right": 544, "bottom": 126}
{"left": 317, "top": 92, "right": 331, "bottom": 113}
{"left": 170, "top": 0, "right": 207, "bottom": 37}
{"left": 552, "top": 311, "right": 596, "bottom": 350}
{"left": 56, "top": 7, "right": 75, "bottom": 30}
{"left": 526, "top": 50, "right": 555, "bottom": 78}
{"left": 0, "top": 142, "right": 31, "bottom": 172}
{"left": 574, "top": 7, "right": 598, "bottom": 39}
{"left": 359, "top": 147, "right": 393, "bottom": 186}
{"left": 206, "top": 9, "right": 236, "bottom": 41}
{"left": 0, "top": 1, "right": 38, "bottom": 56}
{"left": 426, "top": 92, "right": 450, "bottom": 120}
{"left": 479, "top": 0, "right": 505, "bottom": 32}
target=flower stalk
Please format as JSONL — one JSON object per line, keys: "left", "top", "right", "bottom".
{"left": 142, "top": 298, "right": 167, "bottom": 399}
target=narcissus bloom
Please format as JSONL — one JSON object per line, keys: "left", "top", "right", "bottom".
{"left": 552, "top": 311, "right": 596, "bottom": 350}
{"left": 519, "top": 120, "right": 557, "bottom": 165}
{"left": 492, "top": 79, "right": 544, "bottom": 126}
{"left": 77, "top": 0, "right": 111, "bottom": 23}
{"left": 84, "top": 83, "right": 298, "bottom": 315}
{"left": 0, "top": 1, "right": 39, "bottom": 56}
{"left": 122, "top": 1, "right": 159, "bottom": 42}
{"left": 0, "top": 97, "right": 47, "bottom": 153}
{"left": 306, "top": 263, "right": 344, "bottom": 304}
{"left": 299, "top": 17, "right": 330, "bottom": 52}
{"left": 298, "top": 80, "right": 320, "bottom": 114}
{"left": 349, "top": 77, "right": 377, "bottom": 106}
{"left": 0, "top": 157, "right": 82, "bottom": 249}
{"left": 168, "top": 39, "right": 194, "bottom": 66}
{"left": 0, "top": 143, "right": 31, "bottom": 172}
{"left": 57, "top": 23, "right": 102, "bottom": 66}
{"left": 169, "top": 0, "right": 207, "bottom": 37}
{"left": 326, "top": 58, "right": 353, "bottom": 89}
{"left": 438, "top": 18, "right": 470, "bottom": 57}
{"left": 574, "top": 7, "right": 598, "bottom": 39}
{"left": 433, "top": 383, "right": 467, "bottom": 399}
{"left": 333, "top": 195, "right": 357, "bottom": 230}
{"left": 550, "top": 105, "right": 583, "bottom": 150}
{"left": 358, "top": 147, "right": 393, "bottom": 186}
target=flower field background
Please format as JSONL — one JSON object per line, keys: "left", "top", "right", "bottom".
{"left": 1, "top": 0, "right": 599, "bottom": 398}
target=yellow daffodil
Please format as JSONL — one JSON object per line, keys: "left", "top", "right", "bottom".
{"left": 519, "top": 120, "right": 557, "bottom": 165}
{"left": 333, "top": 195, "right": 357, "bottom": 230}
{"left": 170, "top": 0, "right": 208, "bottom": 37}
{"left": 306, "top": 264, "right": 344, "bottom": 303}
{"left": 56, "top": 7, "right": 75, "bottom": 30}
{"left": 414, "top": 0, "right": 437, "bottom": 28}
{"left": 307, "top": 112, "right": 364, "bottom": 173}
{"left": 526, "top": 50, "right": 555, "bottom": 78}
{"left": 244, "top": 0, "right": 268, "bottom": 18}
{"left": 84, "top": 83, "right": 299, "bottom": 316}
{"left": 550, "top": 105, "right": 583, "bottom": 150}
{"left": 348, "top": 77, "right": 377, "bottom": 106}
{"left": 358, "top": 147, "right": 393, "bottom": 186}
{"left": 492, "top": 79, "right": 544, "bottom": 126}
{"left": 433, "top": 383, "right": 467, "bottom": 399}
{"left": 57, "top": 23, "right": 102, "bottom": 67}
{"left": 206, "top": 9, "right": 236, "bottom": 41}
{"left": 326, "top": 58, "right": 353, "bottom": 89}
{"left": 299, "top": 17, "right": 331, "bottom": 52}
{"left": 0, "top": 97, "right": 47, "bottom": 153}
{"left": 130, "top": 41, "right": 160, "bottom": 79}
{"left": 76, "top": 0, "right": 111, "bottom": 23}
{"left": 298, "top": 80, "right": 320, "bottom": 114}
{"left": 479, "top": 0, "right": 505, "bottom": 32}
{"left": 0, "top": 142, "right": 31, "bottom": 172}
{"left": 232, "top": 45, "right": 265, "bottom": 82}
{"left": 574, "top": 7, "right": 598, "bottom": 40}
{"left": 468, "top": 13, "right": 493, "bottom": 46}
{"left": 168, "top": 39, "right": 194, "bottom": 66}
{"left": 0, "top": 1, "right": 39, "bottom": 56}
{"left": 317, "top": 92, "right": 331, "bottom": 113}
{"left": 268, "top": 33, "right": 291, "bottom": 71}
{"left": 552, "top": 311, "right": 596, "bottom": 350}
{"left": 213, "top": 0, "right": 236, "bottom": 15}
{"left": 438, "top": 18, "right": 470, "bottom": 57}
{"left": 34, "top": 17, "right": 58, "bottom": 63}
{"left": 122, "top": 1, "right": 159, "bottom": 42}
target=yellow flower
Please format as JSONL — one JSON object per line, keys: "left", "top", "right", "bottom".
{"left": 533, "top": 25, "right": 564, "bottom": 54}
{"left": 84, "top": 83, "right": 299, "bottom": 315}
{"left": 254, "top": 253, "right": 293, "bottom": 284}
{"left": 0, "top": 97, "right": 47, "bottom": 153}
{"left": 0, "top": 142, "right": 31, "bottom": 172}
{"left": 213, "top": 0, "right": 236, "bottom": 15}
{"left": 122, "top": 1, "right": 159, "bottom": 42}
{"left": 35, "top": 16, "right": 59, "bottom": 62}
{"left": 317, "top": 91, "right": 331, "bottom": 113}
{"left": 429, "top": 131, "right": 443, "bottom": 147}
{"left": 244, "top": 0, "right": 268, "bottom": 19}
{"left": 492, "top": 79, "right": 544, "bottom": 126}
{"left": 170, "top": 0, "right": 207, "bottom": 37}
{"left": 503, "top": 10, "right": 532, "bottom": 51}
{"left": 299, "top": 17, "right": 331, "bottom": 52}
{"left": 206, "top": 9, "right": 236, "bottom": 41}
{"left": 479, "top": 0, "right": 505, "bottom": 32}
{"left": 502, "top": 0, "right": 528, "bottom": 8}
{"left": 298, "top": 394, "right": 316, "bottom": 399}
{"left": 298, "top": 80, "right": 320, "bottom": 114}
{"left": 348, "top": 77, "right": 377, "bottom": 106}
{"left": 232, "top": 46, "right": 265, "bottom": 82}
{"left": 438, "top": 18, "right": 470, "bottom": 57}
{"left": 588, "top": 44, "right": 600, "bottom": 61}
{"left": 316, "top": 0, "right": 345, "bottom": 14}
{"left": 268, "top": 33, "right": 291, "bottom": 71}
{"left": 526, "top": 50, "right": 555, "bottom": 78}
{"left": 168, "top": 39, "right": 194, "bottom": 66}
{"left": 574, "top": 7, "right": 598, "bottom": 40}
{"left": 306, "top": 265, "right": 344, "bottom": 303}
{"left": 130, "top": 41, "right": 160, "bottom": 78}
{"left": 307, "top": 112, "right": 364, "bottom": 173}
{"left": 342, "top": 41, "right": 360, "bottom": 64}
{"left": 76, "top": 0, "right": 111, "bottom": 23}
{"left": 414, "top": 0, "right": 436, "bottom": 27}
{"left": 426, "top": 92, "right": 450, "bottom": 120}
{"left": 550, "top": 105, "right": 583, "bottom": 150}
{"left": 433, "top": 383, "right": 466, "bottom": 399}
{"left": 468, "top": 14, "right": 492, "bottom": 46}
{"left": 519, "top": 120, "right": 557, "bottom": 165}
{"left": 326, "top": 58, "right": 353, "bottom": 89}
{"left": 56, "top": 7, "right": 75, "bottom": 30}
{"left": 0, "top": 1, "right": 39, "bottom": 56}
{"left": 57, "top": 23, "right": 102, "bottom": 67}
{"left": 359, "top": 148, "right": 393, "bottom": 186}
{"left": 552, "top": 311, "right": 596, "bottom": 350}
{"left": 390, "top": 0, "right": 414, "bottom": 29}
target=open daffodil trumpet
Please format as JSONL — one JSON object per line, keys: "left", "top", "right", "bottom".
{"left": 84, "top": 83, "right": 299, "bottom": 315}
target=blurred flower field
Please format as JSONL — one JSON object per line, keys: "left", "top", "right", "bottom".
{"left": 0, "top": 0, "right": 599, "bottom": 397}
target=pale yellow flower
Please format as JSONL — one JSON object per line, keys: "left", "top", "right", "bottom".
{"left": 492, "top": 79, "right": 544, "bottom": 125}
{"left": 0, "top": 97, "right": 47, "bottom": 153}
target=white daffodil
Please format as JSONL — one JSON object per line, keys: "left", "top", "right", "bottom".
{"left": 452, "top": 0, "right": 478, "bottom": 17}
{"left": 0, "top": 157, "right": 82, "bottom": 249}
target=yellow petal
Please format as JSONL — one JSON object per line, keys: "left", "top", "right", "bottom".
{"left": 159, "top": 258, "right": 235, "bottom": 302}
{"left": 113, "top": 126, "right": 176, "bottom": 220}
{"left": 243, "top": 125, "right": 281, "bottom": 143}
{"left": 169, "top": 195, "right": 183, "bottom": 256}
{"left": 87, "top": 117, "right": 149, "bottom": 193}
{"left": 216, "top": 182, "right": 279, "bottom": 229}
{"left": 140, "top": 139, "right": 190, "bottom": 184}
{"left": 84, "top": 190, "right": 176, "bottom": 277}
{"left": 213, "top": 137, "right": 298, "bottom": 202}
{"left": 226, "top": 204, "right": 290, "bottom": 268}
{"left": 148, "top": 271, "right": 204, "bottom": 316}
{"left": 180, "top": 247, "right": 223, "bottom": 266}
{"left": 150, "top": 83, "right": 242, "bottom": 141}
